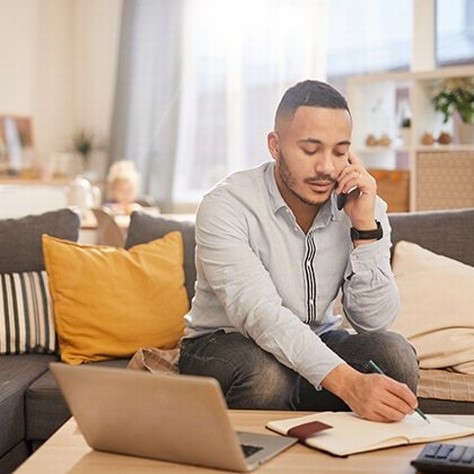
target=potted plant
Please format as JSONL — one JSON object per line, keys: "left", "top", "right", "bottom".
{"left": 431, "top": 77, "right": 474, "bottom": 144}
{"left": 72, "top": 129, "right": 96, "bottom": 171}
{"left": 70, "top": 128, "right": 107, "bottom": 178}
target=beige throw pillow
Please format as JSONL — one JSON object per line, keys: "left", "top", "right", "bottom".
{"left": 391, "top": 240, "right": 474, "bottom": 374}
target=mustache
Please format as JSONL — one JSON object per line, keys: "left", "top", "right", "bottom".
{"left": 304, "top": 173, "right": 337, "bottom": 184}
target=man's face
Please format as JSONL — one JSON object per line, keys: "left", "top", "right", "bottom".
{"left": 268, "top": 106, "right": 352, "bottom": 210}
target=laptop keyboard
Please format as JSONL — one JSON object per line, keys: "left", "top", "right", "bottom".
{"left": 241, "top": 444, "right": 264, "bottom": 458}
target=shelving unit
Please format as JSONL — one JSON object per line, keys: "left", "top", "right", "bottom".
{"left": 347, "top": 64, "right": 474, "bottom": 211}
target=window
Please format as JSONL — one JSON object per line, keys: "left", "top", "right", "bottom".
{"left": 436, "top": 0, "right": 474, "bottom": 66}
{"left": 172, "top": 0, "right": 327, "bottom": 204}
{"left": 326, "top": 0, "right": 412, "bottom": 91}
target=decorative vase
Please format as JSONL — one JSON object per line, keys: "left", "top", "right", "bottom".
{"left": 67, "top": 175, "right": 94, "bottom": 212}
{"left": 457, "top": 122, "right": 474, "bottom": 145}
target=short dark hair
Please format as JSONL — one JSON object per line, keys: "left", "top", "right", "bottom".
{"left": 275, "top": 80, "right": 350, "bottom": 125}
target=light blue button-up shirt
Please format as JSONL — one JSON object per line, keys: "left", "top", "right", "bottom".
{"left": 184, "top": 161, "right": 400, "bottom": 388}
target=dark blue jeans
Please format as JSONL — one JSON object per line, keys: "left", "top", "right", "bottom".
{"left": 178, "top": 329, "right": 418, "bottom": 410}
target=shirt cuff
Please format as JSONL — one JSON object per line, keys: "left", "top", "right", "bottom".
{"left": 345, "top": 238, "right": 391, "bottom": 277}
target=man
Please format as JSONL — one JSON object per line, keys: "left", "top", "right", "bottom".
{"left": 179, "top": 80, "right": 419, "bottom": 422}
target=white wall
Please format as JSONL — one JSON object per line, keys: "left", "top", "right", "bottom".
{"left": 0, "top": 0, "right": 122, "bottom": 178}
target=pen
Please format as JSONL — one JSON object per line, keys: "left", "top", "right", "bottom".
{"left": 368, "top": 359, "right": 430, "bottom": 424}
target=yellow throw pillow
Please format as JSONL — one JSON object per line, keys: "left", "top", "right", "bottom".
{"left": 42, "top": 232, "right": 188, "bottom": 364}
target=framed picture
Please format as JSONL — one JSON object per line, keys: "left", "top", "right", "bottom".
{"left": 0, "top": 115, "right": 34, "bottom": 175}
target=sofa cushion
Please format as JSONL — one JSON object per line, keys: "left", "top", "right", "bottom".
{"left": 25, "top": 358, "right": 130, "bottom": 443}
{"left": 0, "top": 271, "right": 57, "bottom": 355}
{"left": 43, "top": 233, "right": 188, "bottom": 364}
{"left": 418, "top": 368, "right": 474, "bottom": 403}
{"left": 391, "top": 240, "right": 474, "bottom": 374}
{"left": 0, "top": 209, "right": 80, "bottom": 273}
{"left": 0, "top": 354, "right": 57, "bottom": 458}
{"left": 418, "top": 368, "right": 474, "bottom": 415}
{"left": 0, "top": 441, "right": 31, "bottom": 474}
{"left": 24, "top": 369, "right": 70, "bottom": 444}
{"left": 125, "top": 212, "right": 196, "bottom": 302}
{"left": 389, "top": 208, "right": 474, "bottom": 267}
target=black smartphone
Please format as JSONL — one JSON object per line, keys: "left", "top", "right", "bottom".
{"left": 337, "top": 193, "right": 347, "bottom": 211}
{"left": 337, "top": 185, "right": 360, "bottom": 211}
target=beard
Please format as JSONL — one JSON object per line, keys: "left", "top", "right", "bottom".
{"left": 278, "top": 152, "right": 335, "bottom": 207}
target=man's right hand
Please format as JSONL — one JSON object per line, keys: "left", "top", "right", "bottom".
{"left": 321, "top": 363, "right": 418, "bottom": 422}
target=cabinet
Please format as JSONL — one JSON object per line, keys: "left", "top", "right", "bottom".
{"left": 0, "top": 179, "right": 69, "bottom": 219}
{"left": 414, "top": 149, "right": 474, "bottom": 210}
{"left": 347, "top": 64, "right": 474, "bottom": 211}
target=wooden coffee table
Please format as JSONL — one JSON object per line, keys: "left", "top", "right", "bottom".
{"left": 15, "top": 411, "right": 474, "bottom": 473}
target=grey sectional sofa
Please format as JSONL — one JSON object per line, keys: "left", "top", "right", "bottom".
{"left": 0, "top": 209, "right": 80, "bottom": 473}
{"left": 0, "top": 210, "right": 195, "bottom": 474}
{"left": 1, "top": 207, "right": 473, "bottom": 473}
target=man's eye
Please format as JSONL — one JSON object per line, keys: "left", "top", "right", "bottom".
{"left": 302, "top": 148, "right": 318, "bottom": 155}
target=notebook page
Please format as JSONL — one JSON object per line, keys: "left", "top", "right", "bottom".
{"left": 266, "top": 412, "right": 474, "bottom": 456}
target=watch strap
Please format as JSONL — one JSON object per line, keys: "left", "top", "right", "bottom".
{"left": 350, "top": 221, "right": 383, "bottom": 241}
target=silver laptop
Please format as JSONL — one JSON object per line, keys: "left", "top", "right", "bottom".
{"left": 50, "top": 363, "right": 296, "bottom": 472}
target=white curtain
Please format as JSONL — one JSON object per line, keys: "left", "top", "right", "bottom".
{"left": 110, "top": 0, "right": 328, "bottom": 211}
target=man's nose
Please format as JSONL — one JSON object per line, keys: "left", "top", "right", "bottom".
{"left": 313, "top": 151, "right": 335, "bottom": 175}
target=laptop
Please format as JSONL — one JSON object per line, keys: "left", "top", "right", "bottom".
{"left": 50, "top": 363, "right": 296, "bottom": 472}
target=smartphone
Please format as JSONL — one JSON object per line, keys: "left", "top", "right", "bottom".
{"left": 337, "top": 193, "right": 347, "bottom": 211}
{"left": 337, "top": 186, "right": 359, "bottom": 211}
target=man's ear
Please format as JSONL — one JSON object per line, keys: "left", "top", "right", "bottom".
{"left": 267, "top": 131, "right": 280, "bottom": 160}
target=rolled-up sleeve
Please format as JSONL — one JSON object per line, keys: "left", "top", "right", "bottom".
{"left": 342, "top": 213, "right": 400, "bottom": 332}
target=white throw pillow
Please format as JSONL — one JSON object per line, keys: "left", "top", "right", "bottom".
{"left": 391, "top": 241, "right": 474, "bottom": 374}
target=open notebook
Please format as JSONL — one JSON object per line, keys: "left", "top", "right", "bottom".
{"left": 266, "top": 412, "right": 474, "bottom": 457}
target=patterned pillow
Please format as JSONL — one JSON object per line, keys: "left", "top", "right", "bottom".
{"left": 0, "top": 270, "right": 57, "bottom": 354}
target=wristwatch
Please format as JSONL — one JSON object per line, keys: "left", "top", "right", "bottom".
{"left": 350, "top": 221, "right": 383, "bottom": 241}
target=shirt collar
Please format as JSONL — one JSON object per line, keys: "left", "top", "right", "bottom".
{"left": 264, "top": 162, "right": 287, "bottom": 214}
